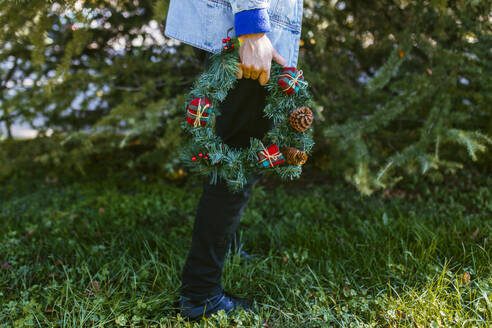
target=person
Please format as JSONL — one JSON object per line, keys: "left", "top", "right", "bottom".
{"left": 164, "top": 0, "right": 304, "bottom": 320}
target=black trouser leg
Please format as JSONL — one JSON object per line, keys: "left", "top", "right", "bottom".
{"left": 180, "top": 78, "right": 273, "bottom": 302}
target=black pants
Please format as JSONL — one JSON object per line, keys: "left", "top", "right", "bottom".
{"left": 180, "top": 55, "right": 273, "bottom": 301}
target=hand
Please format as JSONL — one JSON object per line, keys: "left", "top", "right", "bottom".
{"left": 237, "top": 33, "right": 287, "bottom": 86}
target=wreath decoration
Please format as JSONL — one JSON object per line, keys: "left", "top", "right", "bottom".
{"left": 180, "top": 32, "right": 315, "bottom": 191}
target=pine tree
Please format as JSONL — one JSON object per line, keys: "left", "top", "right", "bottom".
{"left": 301, "top": 0, "right": 492, "bottom": 194}
{"left": 0, "top": 0, "right": 197, "bottom": 178}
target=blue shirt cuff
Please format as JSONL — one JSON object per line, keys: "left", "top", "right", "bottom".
{"left": 234, "top": 8, "right": 271, "bottom": 36}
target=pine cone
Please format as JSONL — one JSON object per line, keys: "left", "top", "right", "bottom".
{"left": 282, "top": 147, "right": 308, "bottom": 166}
{"left": 289, "top": 106, "right": 313, "bottom": 132}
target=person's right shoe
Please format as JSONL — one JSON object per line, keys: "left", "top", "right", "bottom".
{"left": 179, "top": 290, "right": 254, "bottom": 320}
{"left": 237, "top": 249, "right": 255, "bottom": 262}
{"left": 230, "top": 239, "right": 256, "bottom": 263}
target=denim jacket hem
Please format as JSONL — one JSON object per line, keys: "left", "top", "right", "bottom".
{"left": 165, "top": 0, "right": 303, "bottom": 67}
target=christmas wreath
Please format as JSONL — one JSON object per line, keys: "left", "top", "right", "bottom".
{"left": 180, "top": 34, "right": 315, "bottom": 191}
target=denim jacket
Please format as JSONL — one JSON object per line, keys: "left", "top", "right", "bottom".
{"left": 164, "top": 0, "right": 303, "bottom": 67}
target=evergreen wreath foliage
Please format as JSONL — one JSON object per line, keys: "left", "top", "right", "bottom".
{"left": 179, "top": 38, "right": 315, "bottom": 191}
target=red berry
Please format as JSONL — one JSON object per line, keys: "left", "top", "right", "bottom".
{"left": 223, "top": 46, "right": 228, "bottom": 50}
{"left": 191, "top": 157, "right": 197, "bottom": 162}
{"left": 231, "top": 44, "right": 235, "bottom": 49}
{"left": 198, "top": 153, "right": 203, "bottom": 157}
{"left": 222, "top": 39, "right": 227, "bottom": 43}
{"left": 227, "top": 37, "right": 231, "bottom": 41}
{"left": 204, "top": 156, "right": 209, "bottom": 160}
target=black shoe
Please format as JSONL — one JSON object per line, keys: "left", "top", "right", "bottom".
{"left": 179, "top": 290, "right": 254, "bottom": 320}
{"left": 230, "top": 241, "right": 256, "bottom": 262}
{"left": 230, "top": 232, "right": 256, "bottom": 262}
{"left": 237, "top": 249, "right": 255, "bottom": 262}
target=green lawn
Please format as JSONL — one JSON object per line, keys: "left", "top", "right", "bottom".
{"left": 1, "top": 171, "right": 491, "bottom": 327}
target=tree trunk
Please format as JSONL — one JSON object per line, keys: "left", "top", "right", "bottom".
{"left": 5, "top": 120, "right": 13, "bottom": 139}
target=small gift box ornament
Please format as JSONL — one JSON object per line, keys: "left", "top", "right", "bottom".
{"left": 257, "top": 143, "right": 285, "bottom": 168}
{"left": 278, "top": 67, "right": 308, "bottom": 95}
{"left": 186, "top": 97, "right": 213, "bottom": 127}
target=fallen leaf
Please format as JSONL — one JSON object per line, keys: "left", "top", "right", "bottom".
{"left": 91, "top": 280, "right": 101, "bottom": 293}
{"left": 471, "top": 228, "right": 479, "bottom": 239}
{"left": 98, "top": 207, "right": 105, "bottom": 214}
{"left": 383, "top": 189, "right": 407, "bottom": 199}
{"left": 396, "top": 309, "right": 407, "bottom": 319}
{"left": 462, "top": 272, "right": 471, "bottom": 285}
{"left": 84, "top": 280, "right": 102, "bottom": 297}
{"left": 343, "top": 285, "right": 351, "bottom": 297}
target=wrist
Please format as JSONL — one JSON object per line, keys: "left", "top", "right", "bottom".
{"left": 238, "top": 33, "right": 265, "bottom": 45}
{"left": 239, "top": 33, "right": 265, "bottom": 39}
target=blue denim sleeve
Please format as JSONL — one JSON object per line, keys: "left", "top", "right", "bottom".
{"left": 234, "top": 8, "right": 271, "bottom": 36}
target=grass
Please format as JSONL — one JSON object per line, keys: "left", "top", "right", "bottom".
{"left": 1, "top": 170, "right": 491, "bottom": 327}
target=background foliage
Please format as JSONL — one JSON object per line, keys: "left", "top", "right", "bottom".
{"left": 0, "top": 0, "right": 491, "bottom": 193}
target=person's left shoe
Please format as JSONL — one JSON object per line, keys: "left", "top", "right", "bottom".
{"left": 179, "top": 290, "right": 254, "bottom": 320}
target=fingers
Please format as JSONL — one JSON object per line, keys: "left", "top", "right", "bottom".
{"left": 240, "top": 64, "right": 262, "bottom": 82}
{"left": 272, "top": 48, "right": 287, "bottom": 67}
{"left": 250, "top": 66, "right": 261, "bottom": 80}
{"left": 242, "top": 65, "right": 252, "bottom": 79}
{"left": 259, "top": 70, "right": 270, "bottom": 86}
